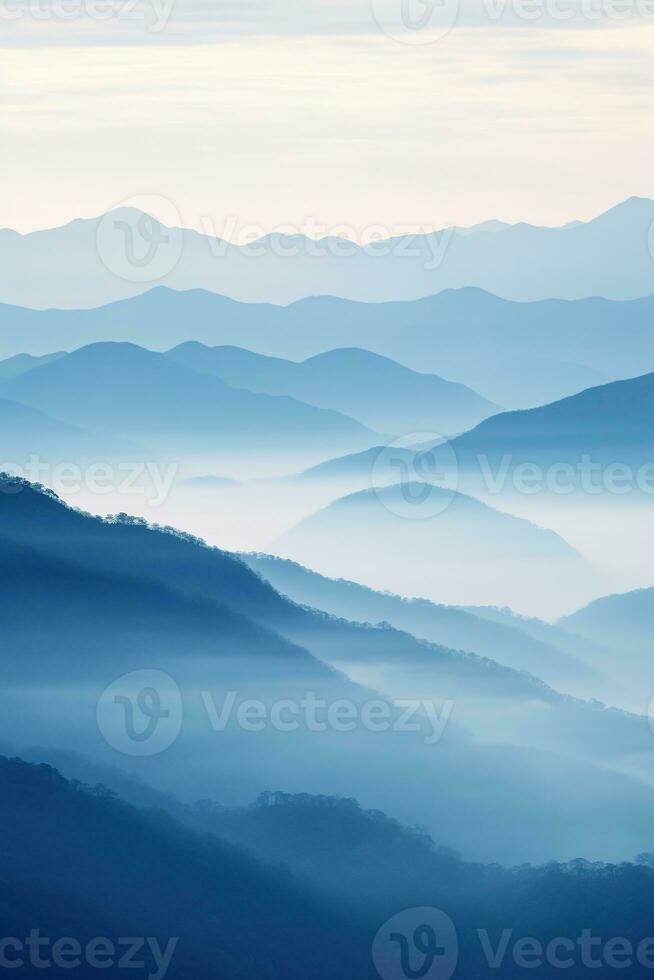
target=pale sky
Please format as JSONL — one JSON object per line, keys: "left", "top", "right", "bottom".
{"left": 2, "top": 0, "right": 653, "bottom": 235}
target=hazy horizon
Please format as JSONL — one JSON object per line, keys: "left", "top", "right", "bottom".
{"left": 3, "top": 2, "right": 653, "bottom": 236}
{"left": 2, "top": 193, "right": 650, "bottom": 240}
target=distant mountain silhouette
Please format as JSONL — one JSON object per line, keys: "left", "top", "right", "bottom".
{"left": 278, "top": 483, "right": 577, "bottom": 556}
{"left": 0, "top": 395, "right": 101, "bottom": 461}
{"left": 296, "top": 444, "right": 415, "bottom": 482}
{"left": 0, "top": 351, "right": 65, "bottom": 380}
{"left": 462, "top": 602, "right": 609, "bottom": 666}
{"left": 273, "top": 482, "right": 590, "bottom": 611}
{"left": 563, "top": 586, "right": 654, "bottom": 654}
{"left": 0, "top": 342, "right": 376, "bottom": 456}
{"left": 2, "top": 197, "right": 654, "bottom": 310}
{"left": 284, "top": 442, "right": 457, "bottom": 510}
{"left": 166, "top": 343, "right": 499, "bottom": 436}
{"left": 560, "top": 587, "right": 654, "bottom": 711}
{"left": 2, "top": 285, "right": 654, "bottom": 407}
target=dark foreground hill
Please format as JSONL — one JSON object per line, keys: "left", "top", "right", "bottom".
{"left": 0, "top": 755, "right": 375, "bottom": 980}
{"left": 4, "top": 752, "right": 654, "bottom": 980}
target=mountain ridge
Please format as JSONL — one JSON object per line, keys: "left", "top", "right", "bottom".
{"left": 0, "top": 284, "right": 650, "bottom": 407}
{"left": 166, "top": 341, "right": 499, "bottom": 436}
{"left": 2, "top": 196, "right": 654, "bottom": 311}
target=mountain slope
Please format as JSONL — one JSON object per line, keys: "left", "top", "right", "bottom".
{"left": 0, "top": 395, "right": 100, "bottom": 460}
{"left": 451, "top": 371, "right": 654, "bottom": 462}
{"left": 166, "top": 342, "right": 499, "bottom": 436}
{"left": 3, "top": 476, "right": 654, "bottom": 862}
{"left": 439, "top": 372, "right": 654, "bottom": 503}
{"left": 0, "top": 342, "right": 376, "bottom": 456}
{"left": 278, "top": 483, "right": 577, "bottom": 557}
{"left": 561, "top": 588, "right": 654, "bottom": 707}
{"left": 7, "top": 752, "right": 654, "bottom": 980}
{"left": 239, "top": 552, "right": 600, "bottom": 696}
{"left": 273, "top": 483, "right": 590, "bottom": 612}
{"left": 1, "top": 528, "right": 397, "bottom": 806}
{"left": 0, "top": 755, "right": 375, "bottom": 980}
{"left": 563, "top": 586, "right": 654, "bottom": 654}
{"left": 0, "top": 351, "right": 65, "bottom": 380}
{"left": 462, "top": 602, "right": 611, "bottom": 665}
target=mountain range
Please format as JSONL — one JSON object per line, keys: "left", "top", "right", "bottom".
{"left": 0, "top": 397, "right": 100, "bottom": 462}
{"left": 2, "top": 475, "right": 654, "bottom": 864}
{"left": 0, "top": 351, "right": 65, "bottom": 380}
{"left": 0, "top": 755, "right": 375, "bottom": 980}
{"left": 240, "top": 552, "right": 605, "bottom": 699}
{"left": 7, "top": 751, "right": 654, "bottom": 979}
{"left": 2, "top": 197, "right": 654, "bottom": 310}
{"left": 294, "top": 371, "right": 654, "bottom": 507}
{"left": 2, "top": 282, "right": 654, "bottom": 408}
{"left": 166, "top": 342, "right": 499, "bottom": 437}
{"left": 0, "top": 342, "right": 377, "bottom": 462}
